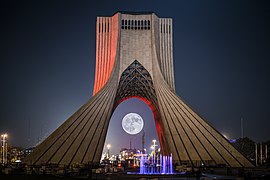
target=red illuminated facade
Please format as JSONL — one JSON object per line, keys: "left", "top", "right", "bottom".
{"left": 93, "top": 14, "right": 119, "bottom": 94}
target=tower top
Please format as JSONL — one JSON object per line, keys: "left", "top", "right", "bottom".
{"left": 113, "top": 11, "right": 156, "bottom": 16}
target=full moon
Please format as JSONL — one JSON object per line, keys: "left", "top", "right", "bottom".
{"left": 122, "top": 113, "right": 144, "bottom": 135}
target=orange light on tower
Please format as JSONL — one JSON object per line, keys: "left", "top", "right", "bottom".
{"left": 93, "top": 14, "right": 119, "bottom": 95}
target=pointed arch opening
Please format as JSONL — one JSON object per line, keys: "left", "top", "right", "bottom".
{"left": 101, "top": 60, "right": 170, "bottom": 163}
{"left": 102, "top": 98, "right": 159, "bottom": 165}
{"left": 114, "top": 60, "right": 169, "bottom": 155}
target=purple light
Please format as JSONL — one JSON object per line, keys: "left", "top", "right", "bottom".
{"left": 139, "top": 153, "right": 174, "bottom": 174}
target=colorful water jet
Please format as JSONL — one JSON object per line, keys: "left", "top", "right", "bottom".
{"left": 139, "top": 153, "right": 173, "bottom": 174}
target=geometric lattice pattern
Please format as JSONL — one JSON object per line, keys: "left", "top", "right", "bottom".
{"left": 115, "top": 60, "right": 158, "bottom": 107}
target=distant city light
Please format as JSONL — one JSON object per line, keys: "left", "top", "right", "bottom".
{"left": 1, "top": 133, "right": 8, "bottom": 165}
{"left": 106, "top": 144, "right": 111, "bottom": 158}
{"left": 1, "top": 133, "right": 8, "bottom": 138}
{"left": 222, "top": 134, "right": 229, "bottom": 139}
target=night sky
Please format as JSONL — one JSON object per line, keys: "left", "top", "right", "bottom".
{"left": 1, "top": 0, "right": 269, "bottom": 155}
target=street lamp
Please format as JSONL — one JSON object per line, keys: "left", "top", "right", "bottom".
{"left": 107, "top": 144, "right": 111, "bottom": 158}
{"left": 152, "top": 139, "right": 157, "bottom": 152}
{"left": 151, "top": 139, "right": 158, "bottom": 165}
{"left": 151, "top": 145, "right": 154, "bottom": 152}
{"left": 1, "top": 133, "right": 8, "bottom": 165}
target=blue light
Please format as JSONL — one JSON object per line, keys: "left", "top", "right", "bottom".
{"left": 139, "top": 153, "right": 174, "bottom": 174}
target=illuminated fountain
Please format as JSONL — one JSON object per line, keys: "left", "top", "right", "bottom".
{"left": 139, "top": 153, "right": 173, "bottom": 174}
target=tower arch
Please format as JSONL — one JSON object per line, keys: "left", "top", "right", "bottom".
{"left": 113, "top": 60, "right": 169, "bottom": 155}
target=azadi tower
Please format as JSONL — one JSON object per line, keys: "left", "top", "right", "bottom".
{"left": 24, "top": 12, "right": 253, "bottom": 167}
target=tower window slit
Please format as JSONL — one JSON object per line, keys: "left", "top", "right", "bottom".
{"left": 121, "top": 20, "right": 124, "bottom": 29}
{"left": 144, "top": 20, "right": 147, "bottom": 29}
{"left": 125, "top": 20, "right": 127, "bottom": 29}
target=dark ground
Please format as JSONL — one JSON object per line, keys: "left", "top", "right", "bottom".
{"left": 1, "top": 167, "right": 270, "bottom": 179}
{"left": 0, "top": 174, "right": 72, "bottom": 179}
{"left": 0, "top": 174, "right": 196, "bottom": 180}
{"left": 1, "top": 173, "right": 270, "bottom": 180}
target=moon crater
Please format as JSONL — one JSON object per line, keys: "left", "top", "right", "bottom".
{"left": 122, "top": 113, "right": 144, "bottom": 135}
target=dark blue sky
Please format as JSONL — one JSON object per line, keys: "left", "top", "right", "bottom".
{"left": 0, "top": 0, "right": 269, "bottom": 155}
